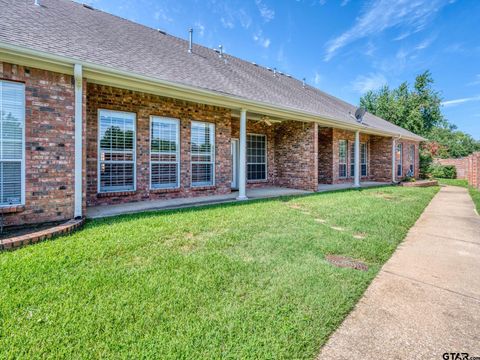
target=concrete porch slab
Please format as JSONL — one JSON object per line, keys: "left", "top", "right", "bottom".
{"left": 87, "top": 187, "right": 311, "bottom": 219}
{"left": 317, "top": 181, "right": 391, "bottom": 192}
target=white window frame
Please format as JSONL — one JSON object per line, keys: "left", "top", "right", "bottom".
{"left": 409, "top": 144, "right": 415, "bottom": 174}
{"left": 338, "top": 140, "right": 347, "bottom": 178}
{"left": 396, "top": 143, "right": 403, "bottom": 177}
{"left": 150, "top": 116, "right": 180, "bottom": 190}
{"left": 361, "top": 142, "right": 368, "bottom": 177}
{"left": 0, "top": 80, "right": 25, "bottom": 207}
{"left": 247, "top": 133, "right": 267, "bottom": 181}
{"left": 190, "top": 121, "right": 215, "bottom": 187}
{"left": 349, "top": 141, "right": 355, "bottom": 178}
{"left": 97, "top": 109, "right": 136, "bottom": 193}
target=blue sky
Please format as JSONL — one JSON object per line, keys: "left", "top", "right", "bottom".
{"left": 80, "top": 0, "right": 480, "bottom": 139}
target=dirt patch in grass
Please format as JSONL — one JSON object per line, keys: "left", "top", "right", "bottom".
{"left": 372, "top": 192, "right": 396, "bottom": 200}
{"left": 287, "top": 204, "right": 303, "bottom": 210}
{"left": 353, "top": 233, "right": 366, "bottom": 240}
{"left": 326, "top": 255, "right": 369, "bottom": 271}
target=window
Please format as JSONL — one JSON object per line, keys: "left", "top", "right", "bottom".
{"left": 396, "top": 143, "right": 403, "bottom": 177}
{"left": 409, "top": 144, "right": 415, "bottom": 175}
{"left": 150, "top": 117, "right": 179, "bottom": 189}
{"left": 0, "top": 81, "right": 25, "bottom": 206}
{"left": 98, "top": 110, "right": 136, "bottom": 193}
{"left": 350, "top": 142, "right": 368, "bottom": 177}
{"left": 247, "top": 134, "right": 267, "bottom": 180}
{"left": 361, "top": 143, "right": 368, "bottom": 177}
{"left": 339, "top": 140, "right": 347, "bottom": 178}
{"left": 191, "top": 121, "right": 215, "bottom": 186}
{"left": 350, "top": 142, "right": 355, "bottom": 177}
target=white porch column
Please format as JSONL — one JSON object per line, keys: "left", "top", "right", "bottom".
{"left": 74, "top": 64, "right": 83, "bottom": 218}
{"left": 237, "top": 108, "right": 248, "bottom": 200}
{"left": 392, "top": 138, "right": 396, "bottom": 183}
{"left": 354, "top": 130, "right": 360, "bottom": 187}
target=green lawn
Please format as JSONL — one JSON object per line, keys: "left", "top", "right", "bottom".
{"left": 0, "top": 186, "right": 438, "bottom": 359}
{"left": 435, "top": 178, "right": 480, "bottom": 213}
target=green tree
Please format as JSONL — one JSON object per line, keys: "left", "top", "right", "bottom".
{"left": 360, "top": 70, "right": 446, "bottom": 136}
{"left": 360, "top": 70, "right": 480, "bottom": 158}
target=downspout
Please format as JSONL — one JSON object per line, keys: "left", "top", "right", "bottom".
{"left": 392, "top": 134, "right": 402, "bottom": 183}
{"left": 74, "top": 64, "right": 83, "bottom": 219}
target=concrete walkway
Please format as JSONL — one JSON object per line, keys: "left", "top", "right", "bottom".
{"left": 318, "top": 186, "right": 480, "bottom": 359}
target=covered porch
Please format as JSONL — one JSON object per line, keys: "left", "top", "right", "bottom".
{"left": 87, "top": 186, "right": 311, "bottom": 219}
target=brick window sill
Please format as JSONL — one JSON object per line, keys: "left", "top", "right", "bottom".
{"left": 150, "top": 188, "right": 181, "bottom": 194}
{"left": 247, "top": 179, "right": 269, "bottom": 184}
{"left": 97, "top": 191, "right": 136, "bottom": 198}
{"left": 0, "top": 205, "right": 25, "bottom": 214}
{"left": 190, "top": 185, "right": 216, "bottom": 191}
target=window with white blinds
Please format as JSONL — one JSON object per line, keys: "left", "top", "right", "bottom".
{"left": 396, "top": 143, "right": 403, "bottom": 177}
{"left": 191, "top": 121, "right": 215, "bottom": 187}
{"left": 349, "top": 142, "right": 355, "bottom": 177}
{"left": 361, "top": 143, "right": 368, "bottom": 177}
{"left": 409, "top": 144, "right": 415, "bottom": 174}
{"left": 247, "top": 134, "right": 267, "bottom": 181}
{"left": 98, "top": 110, "right": 136, "bottom": 193}
{"left": 350, "top": 142, "right": 368, "bottom": 177}
{"left": 150, "top": 117, "right": 179, "bottom": 189}
{"left": 338, "top": 140, "right": 347, "bottom": 178}
{"left": 0, "top": 81, "right": 25, "bottom": 206}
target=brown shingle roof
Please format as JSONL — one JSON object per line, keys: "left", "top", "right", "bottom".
{"left": 0, "top": 0, "right": 423, "bottom": 140}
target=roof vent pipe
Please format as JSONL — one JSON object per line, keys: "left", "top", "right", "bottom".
{"left": 218, "top": 45, "right": 223, "bottom": 58}
{"left": 273, "top": 68, "right": 277, "bottom": 76}
{"left": 302, "top": 78, "right": 306, "bottom": 88}
{"left": 188, "top": 28, "right": 193, "bottom": 53}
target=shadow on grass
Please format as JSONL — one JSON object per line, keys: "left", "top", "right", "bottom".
{"left": 84, "top": 184, "right": 397, "bottom": 230}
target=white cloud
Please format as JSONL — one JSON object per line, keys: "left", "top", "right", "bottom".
{"left": 341, "top": 0, "right": 350, "bottom": 6}
{"left": 313, "top": 72, "right": 322, "bottom": 85}
{"left": 468, "top": 74, "right": 480, "bottom": 86}
{"left": 415, "top": 36, "right": 436, "bottom": 50}
{"left": 253, "top": 31, "right": 271, "bottom": 48}
{"left": 442, "top": 95, "right": 480, "bottom": 107}
{"left": 351, "top": 73, "right": 387, "bottom": 94}
{"left": 194, "top": 21, "right": 205, "bottom": 37}
{"left": 220, "top": 17, "right": 234, "bottom": 29}
{"left": 276, "top": 46, "right": 290, "bottom": 70}
{"left": 238, "top": 9, "right": 252, "bottom": 29}
{"left": 255, "top": 0, "right": 275, "bottom": 22}
{"left": 153, "top": 8, "right": 173, "bottom": 23}
{"left": 324, "top": 0, "right": 450, "bottom": 61}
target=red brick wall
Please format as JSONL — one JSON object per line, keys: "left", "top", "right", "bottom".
{"left": 86, "top": 83, "right": 233, "bottom": 206}
{"left": 370, "top": 135, "right": 393, "bottom": 182}
{"left": 318, "top": 128, "right": 333, "bottom": 183}
{"left": 435, "top": 158, "right": 469, "bottom": 179}
{"left": 0, "top": 62, "right": 78, "bottom": 226}
{"left": 274, "top": 121, "right": 318, "bottom": 191}
{"left": 231, "top": 118, "right": 276, "bottom": 187}
{"left": 466, "top": 152, "right": 480, "bottom": 189}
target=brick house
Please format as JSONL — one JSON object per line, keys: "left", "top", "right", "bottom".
{"left": 0, "top": 0, "right": 423, "bottom": 226}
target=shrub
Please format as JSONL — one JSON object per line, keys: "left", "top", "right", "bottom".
{"left": 428, "top": 164, "right": 457, "bottom": 179}
{"left": 419, "top": 149, "right": 433, "bottom": 179}
{"left": 442, "top": 165, "right": 457, "bottom": 179}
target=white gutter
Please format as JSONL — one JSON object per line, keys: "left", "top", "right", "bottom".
{"left": 0, "top": 42, "right": 424, "bottom": 142}
{"left": 74, "top": 64, "right": 83, "bottom": 218}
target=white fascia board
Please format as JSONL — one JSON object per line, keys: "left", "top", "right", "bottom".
{"left": 0, "top": 41, "right": 424, "bottom": 142}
